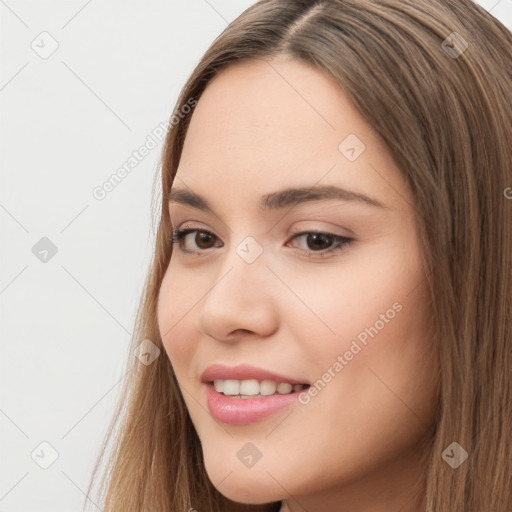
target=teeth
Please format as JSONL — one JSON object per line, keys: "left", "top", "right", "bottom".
{"left": 222, "top": 379, "right": 240, "bottom": 395}
{"left": 260, "top": 380, "right": 277, "bottom": 395}
{"left": 211, "top": 379, "right": 306, "bottom": 397}
{"left": 240, "top": 379, "right": 259, "bottom": 395}
{"left": 276, "top": 382, "right": 293, "bottom": 394}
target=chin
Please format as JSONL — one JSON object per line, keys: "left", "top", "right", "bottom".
{"left": 203, "top": 457, "right": 285, "bottom": 505}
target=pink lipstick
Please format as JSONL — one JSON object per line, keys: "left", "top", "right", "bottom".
{"left": 201, "top": 364, "right": 309, "bottom": 425}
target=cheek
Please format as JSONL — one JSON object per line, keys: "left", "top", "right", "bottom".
{"left": 274, "top": 242, "right": 421, "bottom": 352}
{"left": 289, "top": 264, "right": 434, "bottom": 420}
{"left": 308, "top": 266, "right": 436, "bottom": 439}
{"left": 258, "top": 286, "right": 436, "bottom": 495}
{"left": 157, "top": 264, "right": 199, "bottom": 376}
{"left": 269, "top": 244, "right": 436, "bottom": 456}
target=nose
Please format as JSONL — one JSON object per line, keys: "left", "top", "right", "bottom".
{"left": 195, "top": 245, "right": 279, "bottom": 343}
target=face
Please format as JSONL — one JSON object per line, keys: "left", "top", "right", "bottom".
{"left": 157, "top": 57, "right": 438, "bottom": 511}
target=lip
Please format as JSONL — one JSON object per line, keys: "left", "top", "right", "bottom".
{"left": 201, "top": 364, "right": 309, "bottom": 426}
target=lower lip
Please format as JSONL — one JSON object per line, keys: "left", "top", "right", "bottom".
{"left": 204, "top": 383, "right": 305, "bottom": 425}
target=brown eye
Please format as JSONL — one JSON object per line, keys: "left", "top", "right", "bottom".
{"left": 289, "top": 231, "right": 354, "bottom": 258}
{"left": 171, "top": 228, "right": 221, "bottom": 253}
{"left": 195, "top": 231, "right": 216, "bottom": 249}
{"left": 305, "top": 233, "right": 335, "bottom": 251}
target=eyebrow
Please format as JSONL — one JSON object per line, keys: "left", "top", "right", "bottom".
{"left": 168, "top": 184, "right": 387, "bottom": 213}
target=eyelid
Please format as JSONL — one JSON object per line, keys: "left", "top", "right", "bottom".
{"left": 174, "top": 221, "right": 351, "bottom": 239}
{"left": 288, "top": 224, "right": 352, "bottom": 240}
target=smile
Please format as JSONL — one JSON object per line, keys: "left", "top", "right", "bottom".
{"left": 201, "top": 364, "right": 310, "bottom": 425}
{"left": 212, "top": 378, "right": 308, "bottom": 398}
{"left": 204, "top": 383, "right": 309, "bottom": 425}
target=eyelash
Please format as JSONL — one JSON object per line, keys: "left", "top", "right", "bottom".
{"left": 170, "top": 227, "right": 354, "bottom": 258}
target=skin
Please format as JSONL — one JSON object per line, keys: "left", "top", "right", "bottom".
{"left": 157, "top": 56, "right": 438, "bottom": 512}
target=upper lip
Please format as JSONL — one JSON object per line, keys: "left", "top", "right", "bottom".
{"left": 201, "top": 363, "right": 309, "bottom": 385}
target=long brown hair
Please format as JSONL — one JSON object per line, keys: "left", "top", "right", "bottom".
{"left": 86, "top": 1, "right": 512, "bottom": 510}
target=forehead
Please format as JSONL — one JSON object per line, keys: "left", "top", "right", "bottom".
{"left": 181, "top": 57, "right": 364, "bottom": 164}
{"left": 175, "top": 57, "right": 409, "bottom": 211}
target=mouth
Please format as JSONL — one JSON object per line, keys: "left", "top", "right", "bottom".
{"left": 210, "top": 378, "right": 309, "bottom": 398}
{"left": 201, "top": 365, "right": 310, "bottom": 425}
{"left": 204, "top": 382, "right": 310, "bottom": 425}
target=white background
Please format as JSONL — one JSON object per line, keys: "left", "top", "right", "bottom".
{"left": 1, "top": 1, "right": 511, "bottom": 511}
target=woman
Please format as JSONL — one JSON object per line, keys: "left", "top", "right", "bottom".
{"left": 87, "top": 1, "right": 512, "bottom": 510}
